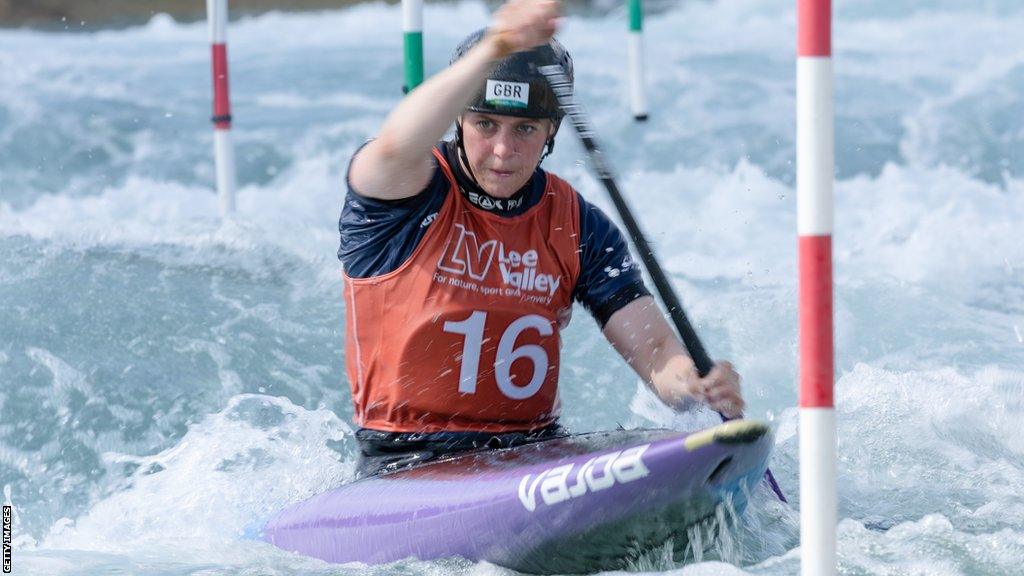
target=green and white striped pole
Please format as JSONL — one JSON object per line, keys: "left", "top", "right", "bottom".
{"left": 402, "top": 0, "right": 424, "bottom": 93}
{"left": 628, "top": 0, "right": 648, "bottom": 121}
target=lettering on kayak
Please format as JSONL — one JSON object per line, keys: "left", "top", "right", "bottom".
{"left": 516, "top": 444, "right": 651, "bottom": 512}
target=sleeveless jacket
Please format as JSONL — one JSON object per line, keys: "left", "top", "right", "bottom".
{"left": 343, "top": 148, "right": 582, "bottom": 433}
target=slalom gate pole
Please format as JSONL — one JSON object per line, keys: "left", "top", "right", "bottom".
{"left": 402, "top": 0, "right": 424, "bottom": 92}
{"left": 207, "top": 0, "right": 237, "bottom": 216}
{"left": 539, "top": 64, "right": 787, "bottom": 503}
{"left": 797, "top": 0, "right": 837, "bottom": 573}
{"left": 627, "top": 0, "right": 649, "bottom": 121}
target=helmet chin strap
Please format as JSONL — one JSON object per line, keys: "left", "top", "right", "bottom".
{"left": 541, "top": 136, "right": 556, "bottom": 160}
{"left": 454, "top": 121, "right": 482, "bottom": 186}
{"left": 540, "top": 117, "right": 562, "bottom": 160}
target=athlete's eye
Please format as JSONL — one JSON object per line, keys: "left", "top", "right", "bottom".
{"left": 517, "top": 124, "right": 538, "bottom": 135}
{"left": 476, "top": 119, "right": 494, "bottom": 130}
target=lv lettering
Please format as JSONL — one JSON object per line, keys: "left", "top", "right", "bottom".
{"left": 437, "top": 225, "right": 562, "bottom": 297}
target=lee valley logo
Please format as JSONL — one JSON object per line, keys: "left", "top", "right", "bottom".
{"left": 437, "top": 224, "right": 561, "bottom": 297}
{"left": 517, "top": 445, "right": 650, "bottom": 512}
{"left": 2, "top": 504, "right": 11, "bottom": 573}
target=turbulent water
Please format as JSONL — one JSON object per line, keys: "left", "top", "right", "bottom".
{"left": 2, "top": 0, "right": 1023, "bottom": 574}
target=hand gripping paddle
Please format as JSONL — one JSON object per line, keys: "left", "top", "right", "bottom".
{"left": 539, "top": 63, "right": 787, "bottom": 503}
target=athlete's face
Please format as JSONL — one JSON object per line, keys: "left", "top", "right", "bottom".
{"left": 460, "top": 112, "right": 555, "bottom": 198}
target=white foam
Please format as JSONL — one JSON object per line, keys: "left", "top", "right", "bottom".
{"left": 2, "top": 0, "right": 1024, "bottom": 573}
{"left": 41, "top": 394, "right": 355, "bottom": 559}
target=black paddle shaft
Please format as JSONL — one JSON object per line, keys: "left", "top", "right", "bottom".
{"left": 538, "top": 65, "right": 713, "bottom": 376}
{"left": 539, "top": 64, "right": 789, "bottom": 503}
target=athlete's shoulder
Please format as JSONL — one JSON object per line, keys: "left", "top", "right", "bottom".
{"left": 338, "top": 142, "right": 453, "bottom": 278}
{"left": 572, "top": 191, "right": 650, "bottom": 326}
{"left": 536, "top": 169, "right": 581, "bottom": 220}
{"left": 539, "top": 169, "right": 576, "bottom": 194}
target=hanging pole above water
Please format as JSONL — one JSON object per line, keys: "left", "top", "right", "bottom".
{"left": 797, "top": 0, "right": 837, "bottom": 574}
{"left": 402, "top": 0, "right": 425, "bottom": 93}
{"left": 207, "top": 0, "right": 237, "bottom": 217}
{"left": 627, "top": 0, "right": 648, "bottom": 121}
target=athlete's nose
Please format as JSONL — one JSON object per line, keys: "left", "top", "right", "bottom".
{"left": 492, "top": 130, "right": 517, "bottom": 160}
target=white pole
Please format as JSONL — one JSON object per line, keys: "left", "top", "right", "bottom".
{"left": 797, "top": 0, "right": 836, "bottom": 574}
{"left": 402, "top": 0, "right": 424, "bottom": 92}
{"left": 207, "top": 0, "right": 237, "bottom": 217}
{"left": 627, "top": 0, "right": 648, "bottom": 121}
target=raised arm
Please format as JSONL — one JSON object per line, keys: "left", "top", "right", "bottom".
{"left": 602, "top": 295, "right": 745, "bottom": 418}
{"left": 349, "top": 0, "right": 562, "bottom": 200}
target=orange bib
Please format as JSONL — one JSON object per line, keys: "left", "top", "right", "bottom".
{"left": 343, "top": 149, "right": 581, "bottom": 433}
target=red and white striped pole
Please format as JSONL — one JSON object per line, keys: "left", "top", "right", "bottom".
{"left": 207, "top": 0, "right": 237, "bottom": 216}
{"left": 797, "top": 0, "right": 836, "bottom": 574}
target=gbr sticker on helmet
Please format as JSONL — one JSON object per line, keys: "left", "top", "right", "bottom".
{"left": 486, "top": 80, "right": 530, "bottom": 109}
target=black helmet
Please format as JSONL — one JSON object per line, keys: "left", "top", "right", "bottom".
{"left": 451, "top": 29, "right": 574, "bottom": 168}
{"left": 451, "top": 28, "right": 574, "bottom": 125}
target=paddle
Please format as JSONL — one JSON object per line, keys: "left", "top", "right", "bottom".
{"left": 539, "top": 64, "right": 787, "bottom": 503}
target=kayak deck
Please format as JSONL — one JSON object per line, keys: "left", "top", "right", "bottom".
{"left": 261, "top": 420, "right": 773, "bottom": 574}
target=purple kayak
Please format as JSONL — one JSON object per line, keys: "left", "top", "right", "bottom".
{"left": 261, "top": 419, "right": 773, "bottom": 574}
